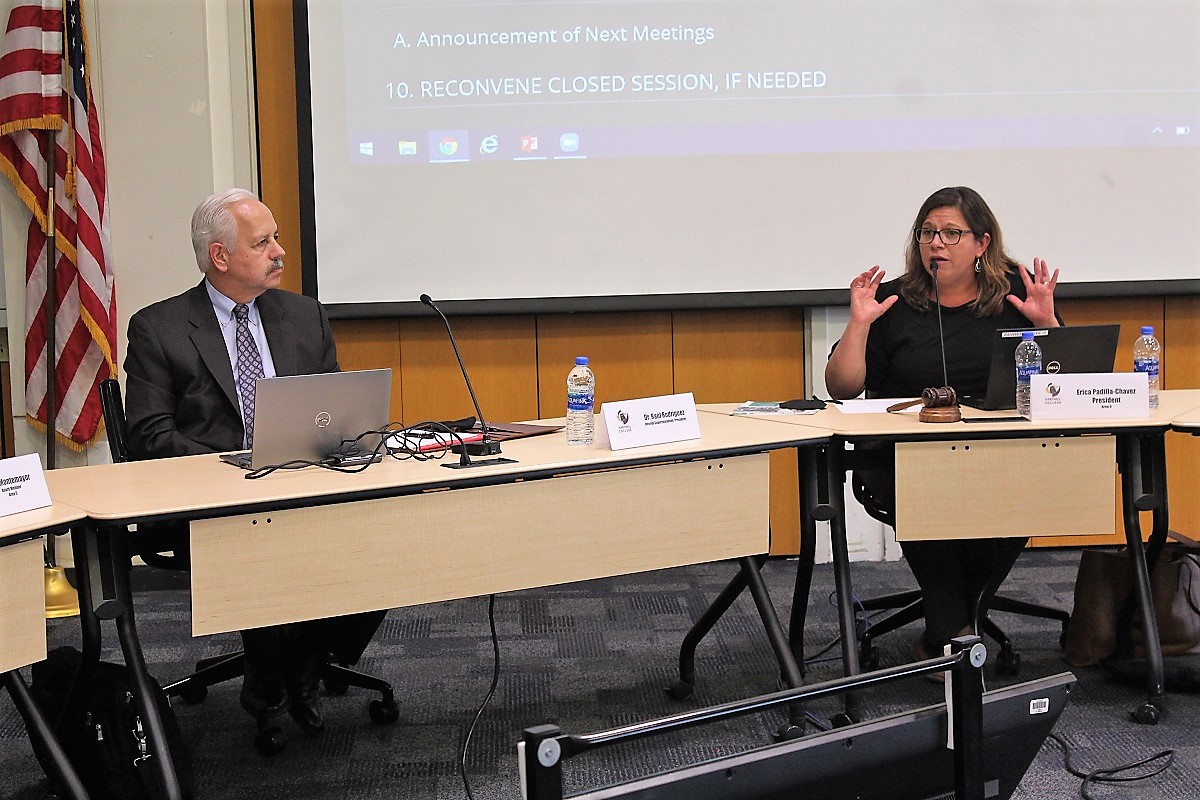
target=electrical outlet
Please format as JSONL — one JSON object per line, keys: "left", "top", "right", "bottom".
{"left": 0, "top": 337, "right": 8, "bottom": 360}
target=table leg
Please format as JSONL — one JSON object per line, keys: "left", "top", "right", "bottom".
{"left": 60, "top": 526, "right": 103, "bottom": 744}
{"left": 790, "top": 448, "right": 819, "bottom": 671}
{"left": 668, "top": 558, "right": 806, "bottom": 686}
{"left": 106, "top": 526, "right": 184, "bottom": 800}
{"left": 798, "top": 443, "right": 861, "bottom": 723}
{"left": 3, "top": 669, "right": 91, "bottom": 800}
{"left": 668, "top": 564, "right": 751, "bottom": 699}
{"left": 1117, "top": 432, "right": 1167, "bottom": 724}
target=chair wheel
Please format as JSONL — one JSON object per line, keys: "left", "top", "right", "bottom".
{"left": 179, "top": 684, "right": 207, "bottom": 705}
{"left": 996, "top": 649, "right": 1020, "bottom": 676}
{"left": 323, "top": 677, "right": 349, "bottom": 696}
{"left": 829, "top": 712, "right": 856, "bottom": 728}
{"left": 664, "top": 680, "right": 693, "bottom": 701}
{"left": 1132, "top": 702, "right": 1161, "bottom": 725}
{"left": 254, "top": 726, "right": 287, "bottom": 756}
{"left": 773, "top": 722, "right": 805, "bottom": 742}
{"left": 369, "top": 698, "right": 399, "bottom": 725}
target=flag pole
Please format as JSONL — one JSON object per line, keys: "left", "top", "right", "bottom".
{"left": 43, "top": 130, "right": 57, "bottom": 578}
{"left": 43, "top": 130, "right": 57, "bottom": 472}
{"left": 40, "top": 128, "right": 76, "bottom": 618}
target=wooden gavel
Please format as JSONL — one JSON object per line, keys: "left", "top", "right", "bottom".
{"left": 887, "top": 386, "right": 962, "bottom": 422}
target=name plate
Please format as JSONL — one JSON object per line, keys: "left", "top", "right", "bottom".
{"left": 595, "top": 392, "right": 702, "bottom": 450}
{"left": 1029, "top": 372, "right": 1149, "bottom": 420}
{"left": 0, "top": 453, "right": 51, "bottom": 517}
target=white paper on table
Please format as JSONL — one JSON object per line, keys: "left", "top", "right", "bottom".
{"left": 835, "top": 398, "right": 919, "bottom": 414}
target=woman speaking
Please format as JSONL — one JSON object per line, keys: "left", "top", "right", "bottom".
{"left": 825, "top": 186, "right": 1061, "bottom": 668}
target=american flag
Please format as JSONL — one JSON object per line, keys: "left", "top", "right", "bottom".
{"left": 0, "top": 0, "right": 116, "bottom": 448}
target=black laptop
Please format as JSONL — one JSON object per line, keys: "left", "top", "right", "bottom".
{"left": 961, "top": 324, "right": 1121, "bottom": 411}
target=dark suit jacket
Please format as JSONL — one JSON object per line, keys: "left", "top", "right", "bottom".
{"left": 124, "top": 281, "right": 339, "bottom": 460}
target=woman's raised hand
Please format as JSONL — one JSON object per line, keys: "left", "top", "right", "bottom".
{"left": 849, "top": 266, "right": 899, "bottom": 326}
{"left": 1007, "top": 257, "right": 1060, "bottom": 328}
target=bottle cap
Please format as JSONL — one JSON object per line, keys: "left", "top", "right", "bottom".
{"left": 1141, "top": 326, "right": 1154, "bottom": 336}
{"left": 575, "top": 356, "right": 589, "bottom": 365}
{"left": 1021, "top": 331, "right": 1034, "bottom": 340}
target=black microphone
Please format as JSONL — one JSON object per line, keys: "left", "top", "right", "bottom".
{"left": 929, "top": 261, "right": 951, "bottom": 390}
{"left": 922, "top": 261, "right": 960, "bottom": 422}
{"left": 420, "top": 294, "right": 504, "bottom": 457}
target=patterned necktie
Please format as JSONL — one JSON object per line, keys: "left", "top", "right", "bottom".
{"left": 233, "top": 303, "right": 265, "bottom": 448}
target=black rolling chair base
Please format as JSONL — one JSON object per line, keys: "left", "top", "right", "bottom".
{"left": 854, "top": 585, "right": 1069, "bottom": 678}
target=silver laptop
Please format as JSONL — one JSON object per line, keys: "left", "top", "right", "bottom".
{"left": 220, "top": 368, "right": 392, "bottom": 469}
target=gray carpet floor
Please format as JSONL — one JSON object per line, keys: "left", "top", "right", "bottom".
{"left": 3, "top": 550, "right": 1198, "bottom": 799}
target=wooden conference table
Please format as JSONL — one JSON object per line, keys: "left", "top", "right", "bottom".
{"left": 1, "top": 503, "right": 90, "bottom": 800}
{"left": 699, "top": 388, "right": 1200, "bottom": 725}
{"left": 1172, "top": 402, "right": 1200, "bottom": 433}
{"left": 43, "top": 411, "right": 828, "bottom": 800}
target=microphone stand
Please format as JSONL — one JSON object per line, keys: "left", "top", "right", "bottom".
{"left": 921, "top": 263, "right": 962, "bottom": 423}
{"left": 419, "top": 294, "right": 510, "bottom": 462}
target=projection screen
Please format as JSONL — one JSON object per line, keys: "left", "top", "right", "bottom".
{"left": 295, "top": 0, "right": 1200, "bottom": 316}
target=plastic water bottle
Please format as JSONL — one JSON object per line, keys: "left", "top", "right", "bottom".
{"left": 566, "top": 356, "right": 595, "bottom": 445}
{"left": 1133, "top": 326, "right": 1160, "bottom": 410}
{"left": 1015, "top": 331, "right": 1042, "bottom": 418}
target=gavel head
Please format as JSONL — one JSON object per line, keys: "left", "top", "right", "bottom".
{"left": 921, "top": 386, "right": 958, "bottom": 407}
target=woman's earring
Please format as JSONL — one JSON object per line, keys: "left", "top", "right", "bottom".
{"left": 974, "top": 257, "right": 982, "bottom": 273}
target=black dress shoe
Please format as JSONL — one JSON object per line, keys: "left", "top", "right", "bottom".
{"left": 240, "top": 629, "right": 289, "bottom": 718}
{"left": 288, "top": 692, "right": 324, "bottom": 736}
{"left": 286, "top": 650, "right": 325, "bottom": 735}
{"left": 240, "top": 679, "right": 288, "bottom": 718}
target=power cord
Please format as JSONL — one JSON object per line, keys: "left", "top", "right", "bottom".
{"left": 800, "top": 590, "right": 872, "bottom": 668}
{"left": 461, "top": 593, "right": 501, "bottom": 800}
{"left": 1047, "top": 733, "right": 1174, "bottom": 800}
{"left": 243, "top": 421, "right": 469, "bottom": 478}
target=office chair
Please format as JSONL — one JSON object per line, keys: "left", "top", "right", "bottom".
{"left": 98, "top": 379, "right": 398, "bottom": 754}
{"left": 851, "top": 475, "right": 1070, "bottom": 675}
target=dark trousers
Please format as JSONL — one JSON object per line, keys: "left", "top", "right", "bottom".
{"left": 899, "top": 537, "right": 1028, "bottom": 646}
{"left": 241, "top": 609, "right": 386, "bottom": 674}
{"left": 239, "top": 609, "right": 386, "bottom": 711}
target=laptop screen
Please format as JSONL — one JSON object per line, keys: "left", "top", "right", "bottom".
{"left": 964, "top": 324, "right": 1121, "bottom": 411}
{"left": 222, "top": 368, "right": 393, "bottom": 469}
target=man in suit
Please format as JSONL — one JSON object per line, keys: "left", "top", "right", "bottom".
{"left": 124, "top": 188, "right": 383, "bottom": 735}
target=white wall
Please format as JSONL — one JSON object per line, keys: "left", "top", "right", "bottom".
{"left": 0, "top": 0, "right": 257, "bottom": 469}
{"left": 806, "top": 306, "right": 901, "bottom": 564}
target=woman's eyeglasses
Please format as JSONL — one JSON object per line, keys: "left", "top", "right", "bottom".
{"left": 914, "top": 227, "right": 973, "bottom": 245}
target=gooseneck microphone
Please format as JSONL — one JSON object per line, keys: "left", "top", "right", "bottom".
{"left": 921, "top": 261, "right": 961, "bottom": 423}
{"left": 420, "top": 294, "right": 504, "bottom": 457}
{"left": 929, "top": 261, "right": 951, "bottom": 390}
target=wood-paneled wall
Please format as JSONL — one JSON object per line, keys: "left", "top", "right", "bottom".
{"left": 251, "top": 1, "right": 1199, "bottom": 553}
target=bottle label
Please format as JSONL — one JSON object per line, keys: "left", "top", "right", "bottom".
{"left": 1133, "top": 358, "right": 1159, "bottom": 378}
{"left": 567, "top": 392, "right": 594, "bottom": 412}
{"left": 1016, "top": 364, "right": 1041, "bottom": 383}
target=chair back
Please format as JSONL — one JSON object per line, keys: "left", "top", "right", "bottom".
{"left": 99, "top": 378, "right": 190, "bottom": 569}
{"left": 851, "top": 473, "right": 895, "bottom": 528}
{"left": 99, "top": 378, "right": 130, "bottom": 463}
